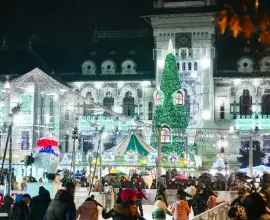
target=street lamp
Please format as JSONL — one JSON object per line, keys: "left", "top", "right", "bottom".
{"left": 71, "top": 126, "right": 78, "bottom": 174}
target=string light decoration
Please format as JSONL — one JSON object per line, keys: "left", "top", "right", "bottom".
{"left": 124, "top": 150, "right": 139, "bottom": 162}
{"left": 102, "top": 152, "right": 115, "bottom": 162}
{"left": 151, "top": 53, "right": 189, "bottom": 154}
{"left": 148, "top": 152, "right": 158, "bottom": 163}
{"left": 75, "top": 151, "right": 83, "bottom": 164}
{"left": 1, "top": 68, "right": 152, "bottom": 129}
{"left": 217, "top": 0, "right": 270, "bottom": 44}
{"left": 168, "top": 151, "right": 179, "bottom": 163}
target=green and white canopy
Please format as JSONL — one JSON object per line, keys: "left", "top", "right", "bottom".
{"left": 110, "top": 134, "right": 156, "bottom": 156}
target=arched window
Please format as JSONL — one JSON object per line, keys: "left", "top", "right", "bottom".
{"left": 84, "top": 92, "right": 95, "bottom": 115}
{"left": 262, "top": 91, "right": 270, "bottom": 116}
{"left": 103, "top": 92, "right": 114, "bottom": 111}
{"left": 85, "top": 92, "right": 94, "bottom": 104}
{"left": 148, "top": 102, "right": 153, "bottom": 120}
{"left": 161, "top": 125, "right": 171, "bottom": 143}
{"left": 240, "top": 89, "right": 252, "bottom": 116}
{"left": 184, "top": 89, "right": 190, "bottom": 116}
{"left": 194, "top": 62, "right": 198, "bottom": 70}
{"left": 182, "top": 63, "right": 186, "bottom": 71}
{"left": 123, "top": 91, "right": 135, "bottom": 117}
{"left": 188, "top": 62, "right": 192, "bottom": 71}
{"left": 155, "top": 92, "right": 163, "bottom": 106}
{"left": 176, "top": 91, "right": 184, "bottom": 105}
{"left": 177, "top": 62, "right": 180, "bottom": 71}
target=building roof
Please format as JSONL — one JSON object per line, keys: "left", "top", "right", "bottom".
{"left": 0, "top": 32, "right": 155, "bottom": 81}
{"left": 215, "top": 34, "right": 270, "bottom": 77}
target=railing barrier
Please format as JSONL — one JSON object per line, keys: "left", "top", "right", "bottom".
{"left": 191, "top": 202, "right": 229, "bottom": 220}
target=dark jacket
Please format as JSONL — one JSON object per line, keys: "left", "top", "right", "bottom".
{"left": 102, "top": 201, "right": 145, "bottom": 220}
{"left": 177, "top": 189, "right": 192, "bottom": 199}
{"left": 8, "top": 200, "right": 29, "bottom": 220}
{"left": 27, "top": 194, "right": 51, "bottom": 220}
{"left": 45, "top": 190, "right": 76, "bottom": 220}
{"left": 193, "top": 194, "right": 207, "bottom": 216}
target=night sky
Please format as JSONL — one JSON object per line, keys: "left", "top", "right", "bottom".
{"left": 0, "top": 0, "right": 153, "bottom": 47}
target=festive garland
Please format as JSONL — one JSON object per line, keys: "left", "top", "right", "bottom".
{"left": 102, "top": 152, "right": 115, "bottom": 162}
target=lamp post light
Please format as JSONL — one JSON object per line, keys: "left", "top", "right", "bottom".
{"left": 71, "top": 126, "right": 78, "bottom": 174}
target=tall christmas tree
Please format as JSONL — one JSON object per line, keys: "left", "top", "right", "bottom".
{"left": 151, "top": 51, "right": 189, "bottom": 154}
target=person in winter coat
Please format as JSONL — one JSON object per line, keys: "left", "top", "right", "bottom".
{"left": 152, "top": 196, "right": 172, "bottom": 220}
{"left": 245, "top": 193, "right": 270, "bottom": 220}
{"left": 0, "top": 195, "right": 14, "bottom": 214}
{"left": 104, "top": 182, "right": 113, "bottom": 210}
{"left": 177, "top": 184, "right": 192, "bottom": 201}
{"left": 155, "top": 184, "right": 168, "bottom": 207}
{"left": 135, "top": 187, "right": 147, "bottom": 217}
{"left": 171, "top": 194, "right": 191, "bottom": 220}
{"left": 76, "top": 198, "right": 98, "bottom": 220}
{"left": 89, "top": 195, "right": 103, "bottom": 208}
{"left": 8, "top": 194, "right": 31, "bottom": 220}
{"left": 45, "top": 182, "right": 76, "bottom": 220}
{"left": 102, "top": 188, "right": 145, "bottom": 220}
{"left": 116, "top": 188, "right": 123, "bottom": 204}
{"left": 27, "top": 186, "right": 51, "bottom": 220}
{"left": 193, "top": 187, "right": 207, "bottom": 216}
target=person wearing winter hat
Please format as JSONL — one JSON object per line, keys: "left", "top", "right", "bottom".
{"left": 102, "top": 188, "right": 145, "bottom": 220}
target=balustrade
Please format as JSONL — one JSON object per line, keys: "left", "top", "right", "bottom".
{"left": 191, "top": 202, "right": 229, "bottom": 220}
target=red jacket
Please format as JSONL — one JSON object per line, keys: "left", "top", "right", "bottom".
{"left": 136, "top": 189, "right": 147, "bottom": 200}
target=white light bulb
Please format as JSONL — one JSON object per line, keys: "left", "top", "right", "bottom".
{"left": 157, "top": 60, "right": 164, "bottom": 69}
{"left": 200, "top": 58, "right": 210, "bottom": 69}
{"left": 202, "top": 110, "right": 211, "bottom": 120}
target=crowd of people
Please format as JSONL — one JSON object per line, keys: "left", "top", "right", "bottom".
{"left": 4, "top": 170, "right": 270, "bottom": 220}
{"left": 227, "top": 173, "right": 270, "bottom": 220}
{"left": 152, "top": 181, "right": 224, "bottom": 220}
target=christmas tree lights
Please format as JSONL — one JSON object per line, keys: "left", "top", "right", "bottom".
{"left": 151, "top": 53, "right": 189, "bottom": 154}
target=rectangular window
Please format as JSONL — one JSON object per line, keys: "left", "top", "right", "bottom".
{"left": 220, "top": 100, "right": 225, "bottom": 119}
{"left": 20, "top": 131, "right": 30, "bottom": 150}
{"left": 49, "top": 96, "right": 54, "bottom": 123}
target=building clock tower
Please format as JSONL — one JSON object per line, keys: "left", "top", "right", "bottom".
{"left": 144, "top": 0, "right": 217, "bottom": 166}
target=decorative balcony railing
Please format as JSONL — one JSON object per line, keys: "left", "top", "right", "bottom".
{"left": 231, "top": 113, "right": 270, "bottom": 130}
{"left": 153, "top": 47, "right": 215, "bottom": 60}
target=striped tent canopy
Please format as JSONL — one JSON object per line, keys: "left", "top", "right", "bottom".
{"left": 110, "top": 134, "right": 156, "bottom": 156}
